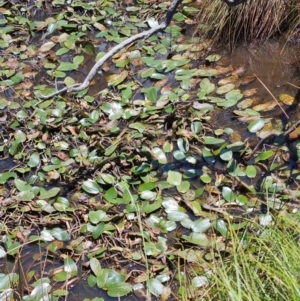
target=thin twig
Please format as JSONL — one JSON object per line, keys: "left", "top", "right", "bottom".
{"left": 287, "top": 82, "right": 300, "bottom": 90}
{"left": 253, "top": 73, "right": 289, "bottom": 119}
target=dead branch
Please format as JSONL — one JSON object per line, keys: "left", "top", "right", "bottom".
{"left": 40, "top": 0, "right": 184, "bottom": 99}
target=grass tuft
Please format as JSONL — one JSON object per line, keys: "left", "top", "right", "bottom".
{"left": 194, "top": 0, "right": 300, "bottom": 45}
{"left": 196, "top": 212, "right": 300, "bottom": 301}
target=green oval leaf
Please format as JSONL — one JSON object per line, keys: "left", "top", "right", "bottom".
{"left": 246, "top": 165, "right": 257, "bottom": 178}
{"left": 222, "top": 186, "right": 235, "bottom": 202}
{"left": 203, "top": 136, "right": 225, "bottom": 145}
{"left": 107, "top": 282, "right": 132, "bottom": 297}
{"left": 255, "top": 150, "right": 274, "bottom": 163}
{"left": 51, "top": 228, "right": 70, "bottom": 241}
{"left": 248, "top": 119, "right": 265, "bottom": 133}
{"left": 152, "top": 147, "right": 167, "bottom": 164}
{"left": 82, "top": 180, "right": 101, "bottom": 194}
{"left": 167, "top": 170, "right": 182, "bottom": 186}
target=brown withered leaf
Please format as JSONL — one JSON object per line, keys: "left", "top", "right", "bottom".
{"left": 218, "top": 75, "right": 239, "bottom": 86}
{"left": 288, "top": 126, "right": 300, "bottom": 139}
{"left": 252, "top": 100, "right": 277, "bottom": 112}
{"left": 241, "top": 75, "right": 256, "bottom": 85}
{"left": 52, "top": 151, "right": 69, "bottom": 161}
{"left": 232, "top": 65, "right": 246, "bottom": 76}
{"left": 237, "top": 98, "right": 254, "bottom": 109}
{"left": 47, "top": 170, "right": 60, "bottom": 181}
{"left": 22, "top": 79, "right": 33, "bottom": 89}
{"left": 215, "top": 65, "right": 234, "bottom": 76}
{"left": 242, "top": 88, "right": 257, "bottom": 97}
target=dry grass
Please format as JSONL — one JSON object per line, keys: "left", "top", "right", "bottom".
{"left": 194, "top": 0, "right": 300, "bottom": 45}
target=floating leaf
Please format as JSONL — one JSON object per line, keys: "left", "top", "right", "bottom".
{"left": 99, "top": 173, "right": 115, "bottom": 184}
{"left": 39, "top": 41, "right": 56, "bottom": 52}
{"left": 182, "top": 232, "right": 210, "bottom": 246}
{"left": 131, "top": 162, "right": 151, "bottom": 175}
{"left": 82, "top": 180, "right": 101, "bottom": 194}
{"left": 173, "top": 150, "right": 186, "bottom": 161}
{"left": 90, "top": 258, "right": 101, "bottom": 276}
{"left": 57, "top": 62, "right": 78, "bottom": 71}
{"left": 212, "top": 219, "right": 228, "bottom": 237}
{"left": 216, "top": 84, "right": 235, "bottom": 95}
{"left": 195, "top": 68, "right": 217, "bottom": 77}
{"left": 191, "top": 121, "right": 202, "bottom": 134}
{"left": 252, "top": 101, "right": 277, "bottom": 112}
{"left": 255, "top": 150, "right": 274, "bottom": 163}
{"left": 0, "top": 274, "right": 18, "bottom": 290}
{"left": 220, "top": 149, "right": 233, "bottom": 161}
{"left": 39, "top": 187, "right": 60, "bottom": 199}
{"left": 107, "top": 282, "right": 132, "bottom": 297}
{"left": 222, "top": 186, "right": 235, "bottom": 202}
{"left": 106, "top": 70, "right": 128, "bottom": 86}
{"left": 168, "top": 211, "right": 189, "bottom": 221}
{"left": 129, "top": 122, "right": 145, "bottom": 133}
{"left": 227, "top": 159, "right": 246, "bottom": 176}
{"left": 64, "top": 256, "right": 77, "bottom": 276}
{"left": 191, "top": 218, "right": 211, "bottom": 233}
{"left": 248, "top": 119, "right": 265, "bottom": 133}
{"left": 177, "top": 181, "right": 190, "bottom": 194}
{"left": 206, "top": 54, "right": 221, "bottom": 62}
{"left": 237, "top": 98, "right": 254, "bottom": 109}
{"left": 93, "top": 223, "right": 105, "bottom": 239}
{"left": 140, "top": 68, "right": 155, "bottom": 78}
{"left": 51, "top": 228, "right": 70, "bottom": 241}
{"left": 259, "top": 213, "right": 273, "bottom": 226}
{"left": 17, "top": 191, "right": 35, "bottom": 201}
{"left": 167, "top": 170, "right": 182, "bottom": 186}
{"left": 279, "top": 93, "right": 294, "bottom": 105}
{"left": 203, "top": 136, "right": 225, "bottom": 145}
{"left": 198, "top": 78, "right": 215, "bottom": 98}
{"left": 192, "top": 276, "right": 208, "bottom": 288}
{"left": 101, "top": 102, "right": 123, "bottom": 120}
{"left": 202, "top": 147, "right": 215, "bottom": 163}
{"left": 163, "top": 141, "right": 173, "bottom": 153}
{"left": 200, "top": 174, "right": 211, "bottom": 184}
{"left": 73, "top": 55, "right": 84, "bottom": 65}
{"left": 226, "top": 89, "right": 243, "bottom": 102}
{"left": 27, "top": 152, "right": 40, "bottom": 168}
{"left": 246, "top": 165, "right": 257, "bottom": 178}
{"left": 147, "top": 279, "right": 164, "bottom": 297}
{"left": 152, "top": 147, "right": 167, "bottom": 164}
{"left": 14, "top": 178, "right": 30, "bottom": 192}
{"left": 177, "top": 138, "right": 189, "bottom": 153}
{"left": 0, "top": 246, "right": 7, "bottom": 258}
{"left": 89, "top": 210, "right": 109, "bottom": 224}
{"left": 142, "top": 86, "right": 158, "bottom": 102}
{"left": 0, "top": 172, "right": 17, "bottom": 184}
{"left": 140, "top": 190, "right": 157, "bottom": 201}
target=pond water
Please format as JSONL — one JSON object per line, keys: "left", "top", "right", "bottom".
{"left": 228, "top": 38, "right": 300, "bottom": 119}
{"left": 0, "top": 0, "right": 300, "bottom": 298}
{"left": 1, "top": 34, "right": 299, "bottom": 300}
